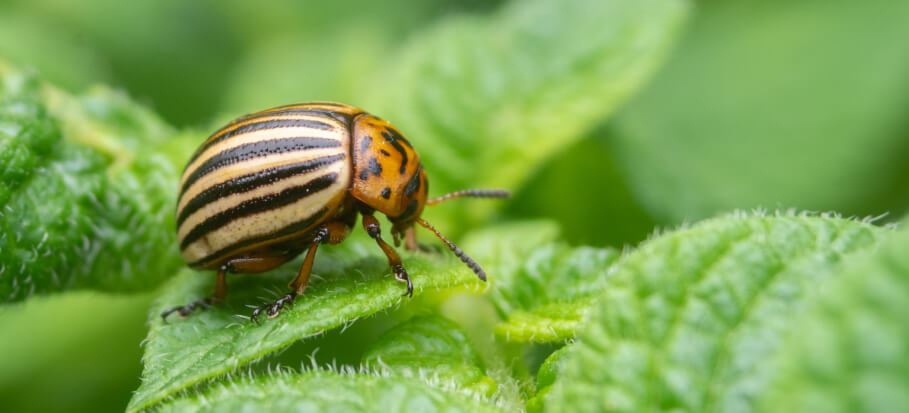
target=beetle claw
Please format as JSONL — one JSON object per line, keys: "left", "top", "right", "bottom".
{"left": 161, "top": 297, "right": 215, "bottom": 322}
{"left": 250, "top": 292, "right": 297, "bottom": 323}
{"left": 392, "top": 264, "right": 413, "bottom": 297}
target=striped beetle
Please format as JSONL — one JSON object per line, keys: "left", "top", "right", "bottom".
{"left": 162, "top": 102, "right": 509, "bottom": 323}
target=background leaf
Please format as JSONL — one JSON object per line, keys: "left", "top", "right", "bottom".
{"left": 157, "top": 370, "right": 502, "bottom": 413}
{"left": 0, "top": 63, "right": 182, "bottom": 301}
{"left": 0, "top": 291, "right": 151, "bottom": 412}
{"left": 506, "top": 134, "right": 658, "bottom": 247}
{"left": 362, "top": 0, "right": 689, "bottom": 231}
{"left": 362, "top": 314, "right": 496, "bottom": 397}
{"left": 608, "top": 0, "right": 909, "bottom": 223}
{"left": 757, "top": 220, "right": 909, "bottom": 413}
{"left": 545, "top": 213, "right": 888, "bottom": 413}
{"left": 129, "top": 240, "right": 484, "bottom": 412}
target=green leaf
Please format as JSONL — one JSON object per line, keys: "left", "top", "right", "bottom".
{"left": 757, "top": 222, "right": 909, "bottom": 412}
{"left": 0, "top": 291, "right": 151, "bottom": 412}
{"left": 456, "top": 220, "right": 620, "bottom": 343}
{"left": 0, "top": 65, "right": 58, "bottom": 207}
{"left": 0, "top": 63, "right": 183, "bottom": 301}
{"left": 494, "top": 245, "right": 618, "bottom": 343}
{"left": 216, "top": 1, "right": 480, "bottom": 117}
{"left": 157, "top": 370, "right": 502, "bottom": 413}
{"left": 527, "top": 346, "right": 571, "bottom": 413}
{"left": 363, "top": 0, "right": 689, "bottom": 225}
{"left": 0, "top": 8, "right": 111, "bottom": 92}
{"left": 506, "top": 135, "right": 658, "bottom": 247}
{"left": 462, "top": 221, "right": 617, "bottom": 342}
{"left": 362, "top": 315, "right": 496, "bottom": 397}
{"left": 128, "top": 241, "right": 484, "bottom": 412}
{"left": 609, "top": 1, "right": 909, "bottom": 223}
{"left": 544, "top": 213, "right": 888, "bottom": 413}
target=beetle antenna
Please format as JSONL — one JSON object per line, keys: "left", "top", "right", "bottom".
{"left": 426, "top": 189, "right": 511, "bottom": 206}
{"left": 416, "top": 218, "right": 486, "bottom": 281}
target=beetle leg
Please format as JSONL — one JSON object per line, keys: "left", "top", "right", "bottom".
{"left": 163, "top": 252, "right": 297, "bottom": 322}
{"left": 405, "top": 226, "right": 418, "bottom": 251}
{"left": 161, "top": 266, "right": 228, "bottom": 321}
{"left": 362, "top": 213, "right": 413, "bottom": 297}
{"left": 250, "top": 224, "right": 347, "bottom": 324}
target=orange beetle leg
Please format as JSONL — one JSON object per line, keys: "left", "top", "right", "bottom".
{"left": 250, "top": 222, "right": 348, "bottom": 324}
{"left": 362, "top": 213, "right": 412, "bottom": 297}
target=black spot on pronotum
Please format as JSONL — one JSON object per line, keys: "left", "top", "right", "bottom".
{"left": 381, "top": 187, "right": 391, "bottom": 199}
{"left": 380, "top": 149, "right": 390, "bottom": 156}
{"left": 381, "top": 128, "right": 410, "bottom": 174}
{"left": 367, "top": 157, "right": 382, "bottom": 177}
{"left": 359, "top": 135, "right": 372, "bottom": 154}
{"left": 397, "top": 199, "right": 418, "bottom": 221}
{"left": 404, "top": 165, "right": 422, "bottom": 196}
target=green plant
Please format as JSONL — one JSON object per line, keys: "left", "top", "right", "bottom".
{"left": 1, "top": 0, "right": 908, "bottom": 412}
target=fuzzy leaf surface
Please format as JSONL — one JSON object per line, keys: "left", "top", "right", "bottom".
{"left": 362, "top": 315, "right": 496, "bottom": 397}
{"left": 462, "top": 222, "right": 618, "bottom": 342}
{"left": 757, "top": 221, "right": 909, "bottom": 413}
{"left": 157, "top": 370, "right": 502, "bottom": 413}
{"left": 0, "top": 63, "right": 182, "bottom": 301}
{"left": 493, "top": 245, "right": 618, "bottom": 343}
{"left": 128, "top": 241, "right": 483, "bottom": 412}
{"left": 545, "top": 214, "right": 888, "bottom": 413}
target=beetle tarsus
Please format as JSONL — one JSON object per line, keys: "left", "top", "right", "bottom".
{"left": 161, "top": 297, "right": 215, "bottom": 322}
{"left": 250, "top": 292, "right": 297, "bottom": 324}
{"left": 393, "top": 264, "right": 413, "bottom": 297}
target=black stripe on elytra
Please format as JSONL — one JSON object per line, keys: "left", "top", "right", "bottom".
{"left": 189, "top": 117, "right": 337, "bottom": 164}
{"left": 180, "top": 173, "right": 338, "bottom": 250}
{"left": 381, "top": 128, "right": 410, "bottom": 174}
{"left": 188, "top": 207, "right": 330, "bottom": 268}
{"left": 359, "top": 135, "right": 372, "bottom": 154}
{"left": 404, "top": 163, "right": 422, "bottom": 196}
{"left": 182, "top": 137, "right": 341, "bottom": 193}
{"left": 257, "top": 108, "right": 357, "bottom": 127}
{"left": 177, "top": 153, "right": 345, "bottom": 227}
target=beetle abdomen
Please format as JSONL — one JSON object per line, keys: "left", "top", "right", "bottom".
{"left": 176, "top": 103, "right": 361, "bottom": 269}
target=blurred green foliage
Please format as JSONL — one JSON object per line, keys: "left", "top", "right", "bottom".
{"left": 0, "top": 0, "right": 907, "bottom": 412}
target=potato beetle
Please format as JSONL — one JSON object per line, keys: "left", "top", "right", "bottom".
{"left": 162, "top": 102, "right": 509, "bottom": 323}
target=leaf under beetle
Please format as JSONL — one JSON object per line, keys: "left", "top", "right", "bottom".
{"left": 543, "top": 213, "right": 889, "bottom": 413}
{"left": 362, "top": 0, "right": 689, "bottom": 229}
{"left": 156, "top": 370, "right": 502, "bottom": 413}
{"left": 0, "top": 62, "right": 183, "bottom": 302}
{"left": 361, "top": 314, "right": 497, "bottom": 398}
{"left": 128, "top": 240, "right": 484, "bottom": 412}
{"left": 756, "top": 218, "right": 909, "bottom": 413}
